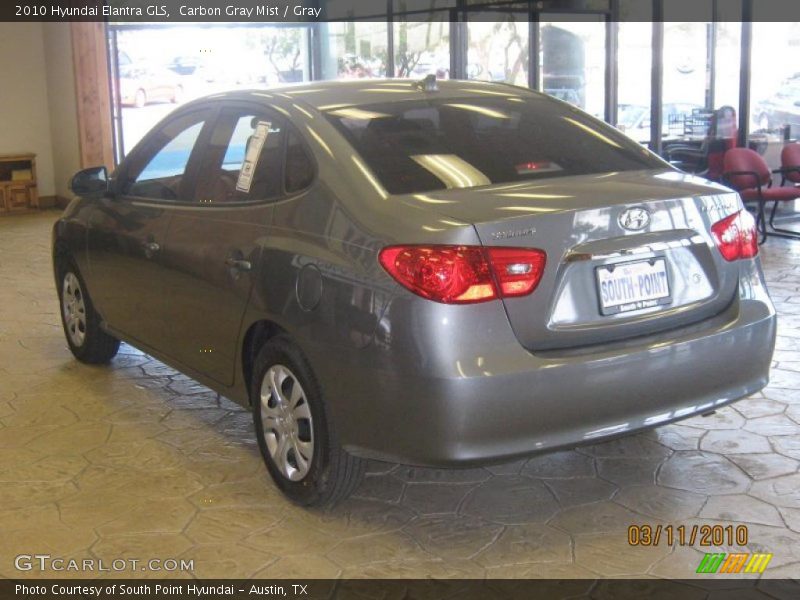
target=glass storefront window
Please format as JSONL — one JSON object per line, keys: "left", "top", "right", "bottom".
{"left": 113, "top": 25, "right": 311, "bottom": 156}
{"left": 466, "top": 16, "right": 529, "bottom": 86}
{"left": 539, "top": 16, "right": 606, "bottom": 120}
{"left": 662, "top": 22, "right": 711, "bottom": 143}
{"left": 713, "top": 22, "right": 741, "bottom": 119}
{"left": 393, "top": 19, "right": 451, "bottom": 78}
{"left": 617, "top": 22, "right": 652, "bottom": 144}
{"left": 748, "top": 22, "right": 800, "bottom": 173}
{"left": 319, "top": 22, "right": 389, "bottom": 80}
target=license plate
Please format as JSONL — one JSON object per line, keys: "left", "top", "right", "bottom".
{"left": 596, "top": 258, "right": 671, "bottom": 315}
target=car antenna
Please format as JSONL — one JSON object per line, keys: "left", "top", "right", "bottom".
{"left": 415, "top": 74, "right": 438, "bottom": 93}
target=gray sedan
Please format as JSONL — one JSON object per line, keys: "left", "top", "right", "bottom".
{"left": 54, "top": 79, "right": 776, "bottom": 506}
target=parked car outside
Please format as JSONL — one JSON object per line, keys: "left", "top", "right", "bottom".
{"left": 752, "top": 73, "right": 800, "bottom": 138}
{"left": 55, "top": 79, "right": 776, "bottom": 506}
{"left": 118, "top": 51, "right": 184, "bottom": 108}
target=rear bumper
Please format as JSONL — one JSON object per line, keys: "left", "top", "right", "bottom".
{"left": 306, "top": 265, "right": 776, "bottom": 467}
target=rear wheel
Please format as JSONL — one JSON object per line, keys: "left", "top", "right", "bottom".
{"left": 57, "top": 258, "right": 120, "bottom": 364}
{"left": 251, "top": 336, "right": 364, "bottom": 506}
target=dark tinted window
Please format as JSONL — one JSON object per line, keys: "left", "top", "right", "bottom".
{"left": 285, "top": 132, "right": 314, "bottom": 193}
{"left": 325, "top": 97, "right": 663, "bottom": 195}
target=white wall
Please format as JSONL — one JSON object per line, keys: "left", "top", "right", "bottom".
{"left": 43, "top": 23, "right": 81, "bottom": 199}
{"left": 0, "top": 23, "right": 57, "bottom": 198}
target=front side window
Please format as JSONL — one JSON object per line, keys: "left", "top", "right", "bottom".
{"left": 122, "top": 111, "right": 209, "bottom": 200}
{"left": 325, "top": 96, "right": 663, "bottom": 195}
{"left": 195, "top": 109, "right": 286, "bottom": 203}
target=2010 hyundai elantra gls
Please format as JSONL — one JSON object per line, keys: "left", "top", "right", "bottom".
{"left": 53, "top": 78, "right": 776, "bottom": 506}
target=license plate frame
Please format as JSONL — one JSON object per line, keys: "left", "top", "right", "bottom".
{"left": 595, "top": 258, "right": 672, "bottom": 316}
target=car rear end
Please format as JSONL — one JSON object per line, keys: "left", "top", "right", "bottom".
{"left": 316, "top": 85, "right": 776, "bottom": 466}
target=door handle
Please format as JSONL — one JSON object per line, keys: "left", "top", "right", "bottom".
{"left": 143, "top": 241, "right": 160, "bottom": 258}
{"left": 225, "top": 257, "right": 252, "bottom": 272}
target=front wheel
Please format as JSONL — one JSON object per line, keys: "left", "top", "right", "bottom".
{"left": 251, "top": 336, "right": 364, "bottom": 506}
{"left": 57, "top": 259, "right": 120, "bottom": 364}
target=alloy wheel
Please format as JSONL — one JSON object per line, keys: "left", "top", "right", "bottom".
{"left": 62, "top": 272, "right": 87, "bottom": 347}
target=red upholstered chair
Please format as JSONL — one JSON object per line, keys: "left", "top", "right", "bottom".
{"left": 723, "top": 148, "right": 800, "bottom": 243}
{"left": 767, "top": 143, "right": 800, "bottom": 237}
{"left": 780, "top": 143, "right": 800, "bottom": 187}
{"left": 665, "top": 106, "right": 738, "bottom": 182}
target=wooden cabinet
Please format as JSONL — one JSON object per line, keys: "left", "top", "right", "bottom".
{"left": 0, "top": 153, "right": 38, "bottom": 213}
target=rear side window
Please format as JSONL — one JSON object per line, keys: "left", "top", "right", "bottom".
{"left": 325, "top": 97, "right": 663, "bottom": 195}
{"left": 195, "top": 110, "right": 286, "bottom": 203}
{"left": 284, "top": 132, "right": 314, "bottom": 193}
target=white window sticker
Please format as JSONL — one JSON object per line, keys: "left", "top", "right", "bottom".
{"left": 235, "top": 121, "right": 271, "bottom": 193}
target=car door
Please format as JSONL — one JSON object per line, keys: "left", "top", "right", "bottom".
{"left": 86, "top": 107, "right": 213, "bottom": 350}
{"left": 159, "top": 103, "right": 293, "bottom": 385}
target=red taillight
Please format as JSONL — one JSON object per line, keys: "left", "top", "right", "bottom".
{"left": 378, "top": 245, "right": 546, "bottom": 304}
{"left": 485, "top": 247, "right": 547, "bottom": 297}
{"left": 711, "top": 210, "right": 759, "bottom": 262}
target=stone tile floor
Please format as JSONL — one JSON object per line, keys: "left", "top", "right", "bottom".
{"left": 0, "top": 211, "right": 798, "bottom": 580}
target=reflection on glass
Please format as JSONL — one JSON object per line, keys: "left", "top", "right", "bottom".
{"left": 714, "top": 22, "right": 742, "bottom": 118}
{"left": 444, "top": 103, "right": 511, "bottom": 119}
{"left": 393, "top": 19, "right": 450, "bottom": 78}
{"left": 319, "top": 22, "right": 388, "bottom": 80}
{"left": 617, "top": 22, "right": 652, "bottom": 144}
{"left": 410, "top": 154, "right": 491, "bottom": 189}
{"left": 467, "top": 17, "right": 529, "bottom": 86}
{"left": 663, "top": 22, "right": 710, "bottom": 138}
{"left": 748, "top": 22, "right": 800, "bottom": 171}
{"left": 539, "top": 17, "right": 606, "bottom": 119}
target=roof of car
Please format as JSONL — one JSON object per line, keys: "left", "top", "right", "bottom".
{"left": 204, "top": 79, "right": 541, "bottom": 112}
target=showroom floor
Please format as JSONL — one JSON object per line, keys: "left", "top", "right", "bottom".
{"left": 1, "top": 211, "right": 799, "bottom": 580}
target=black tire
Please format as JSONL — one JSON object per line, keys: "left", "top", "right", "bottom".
{"left": 251, "top": 335, "right": 364, "bottom": 507}
{"left": 56, "top": 256, "right": 120, "bottom": 364}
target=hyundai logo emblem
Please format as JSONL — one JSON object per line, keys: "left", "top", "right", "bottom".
{"left": 618, "top": 207, "right": 651, "bottom": 231}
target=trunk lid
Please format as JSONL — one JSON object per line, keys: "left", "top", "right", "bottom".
{"left": 398, "top": 169, "right": 742, "bottom": 350}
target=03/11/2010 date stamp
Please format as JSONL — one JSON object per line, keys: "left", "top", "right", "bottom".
{"left": 627, "top": 524, "right": 748, "bottom": 547}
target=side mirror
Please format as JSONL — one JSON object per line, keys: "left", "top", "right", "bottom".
{"left": 70, "top": 166, "right": 109, "bottom": 196}
{"left": 794, "top": 100, "right": 800, "bottom": 107}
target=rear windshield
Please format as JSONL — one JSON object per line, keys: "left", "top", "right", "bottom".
{"left": 325, "top": 96, "right": 663, "bottom": 195}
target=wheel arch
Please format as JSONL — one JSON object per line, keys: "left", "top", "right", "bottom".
{"left": 240, "top": 319, "right": 288, "bottom": 403}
